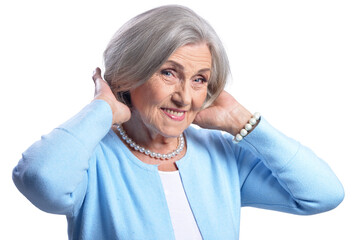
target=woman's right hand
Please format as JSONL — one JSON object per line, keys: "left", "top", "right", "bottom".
{"left": 92, "top": 67, "right": 131, "bottom": 125}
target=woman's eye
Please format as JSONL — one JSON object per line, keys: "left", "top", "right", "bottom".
{"left": 161, "top": 70, "right": 173, "bottom": 77}
{"left": 194, "top": 77, "right": 207, "bottom": 84}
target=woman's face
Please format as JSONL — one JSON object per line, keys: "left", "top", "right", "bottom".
{"left": 130, "top": 43, "right": 212, "bottom": 137}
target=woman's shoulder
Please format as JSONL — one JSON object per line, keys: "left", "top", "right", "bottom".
{"left": 185, "top": 124, "right": 232, "bottom": 140}
{"left": 185, "top": 124, "right": 236, "bottom": 152}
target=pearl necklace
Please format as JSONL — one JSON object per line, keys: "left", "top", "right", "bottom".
{"left": 116, "top": 125, "right": 185, "bottom": 160}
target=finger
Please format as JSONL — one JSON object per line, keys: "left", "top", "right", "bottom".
{"left": 92, "top": 68, "right": 107, "bottom": 97}
{"left": 92, "top": 67, "right": 102, "bottom": 83}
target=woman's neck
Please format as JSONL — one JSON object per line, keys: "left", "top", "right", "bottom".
{"left": 113, "top": 110, "right": 186, "bottom": 171}
{"left": 121, "top": 111, "right": 179, "bottom": 154}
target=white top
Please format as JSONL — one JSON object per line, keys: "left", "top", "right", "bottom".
{"left": 158, "top": 170, "right": 203, "bottom": 240}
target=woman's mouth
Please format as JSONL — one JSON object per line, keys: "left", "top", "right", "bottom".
{"left": 161, "top": 108, "right": 186, "bottom": 121}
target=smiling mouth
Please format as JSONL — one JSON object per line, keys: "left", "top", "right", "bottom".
{"left": 161, "top": 108, "right": 186, "bottom": 121}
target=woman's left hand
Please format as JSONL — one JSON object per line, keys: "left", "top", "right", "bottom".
{"left": 193, "top": 91, "right": 253, "bottom": 136}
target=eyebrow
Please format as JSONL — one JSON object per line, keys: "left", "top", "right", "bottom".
{"left": 165, "top": 60, "right": 211, "bottom": 74}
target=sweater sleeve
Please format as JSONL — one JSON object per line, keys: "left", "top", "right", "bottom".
{"left": 12, "top": 100, "right": 113, "bottom": 216}
{"left": 238, "top": 117, "right": 344, "bottom": 215}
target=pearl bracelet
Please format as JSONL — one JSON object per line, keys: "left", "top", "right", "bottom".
{"left": 232, "top": 112, "right": 261, "bottom": 143}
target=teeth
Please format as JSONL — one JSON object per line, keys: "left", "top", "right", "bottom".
{"left": 164, "top": 109, "right": 184, "bottom": 117}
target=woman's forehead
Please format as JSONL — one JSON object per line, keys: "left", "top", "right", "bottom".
{"left": 166, "top": 44, "right": 212, "bottom": 71}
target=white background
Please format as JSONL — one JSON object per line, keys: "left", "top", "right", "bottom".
{"left": 1, "top": 0, "right": 360, "bottom": 239}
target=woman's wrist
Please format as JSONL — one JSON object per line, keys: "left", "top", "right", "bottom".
{"left": 232, "top": 112, "right": 261, "bottom": 143}
{"left": 225, "top": 105, "right": 253, "bottom": 136}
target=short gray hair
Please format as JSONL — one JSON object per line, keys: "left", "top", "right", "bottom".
{"left": 103, "top": 5, "right": 230, "bottom": 108}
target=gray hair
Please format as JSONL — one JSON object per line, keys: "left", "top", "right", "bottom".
{"left": 103, "top": 5, "right": 230, "bottom": 108}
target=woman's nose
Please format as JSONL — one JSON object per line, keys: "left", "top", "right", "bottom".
{"left": 171, "top": 82, "right": 192, "bottom": 107}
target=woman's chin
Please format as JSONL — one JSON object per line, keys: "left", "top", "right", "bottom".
{"left": 157, "top": 125, "right": 188, "bottom": 138}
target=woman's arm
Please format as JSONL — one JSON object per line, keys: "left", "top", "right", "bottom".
{"left": 12, "top": 68, "right": 130, "bottom": 216}
{"left": 238, "top": 117, "right": 344, "bottom": 214}
{"left": 195, "top": 90, "right": 344, "bottom": 214}
{"left": 12, "top": 100, "right": 113, "bottom": 216}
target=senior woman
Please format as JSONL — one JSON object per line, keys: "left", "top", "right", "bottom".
{"left": 13, "top": 5, "right": 344, "bottom": 240}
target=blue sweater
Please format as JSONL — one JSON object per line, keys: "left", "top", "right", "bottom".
{"left": 13, "top": 100, "right": 344, "bottom": 240}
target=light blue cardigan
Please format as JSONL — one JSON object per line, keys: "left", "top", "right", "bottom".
{"left": 13, "top": 100, "right": 344, "bottom": 240}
